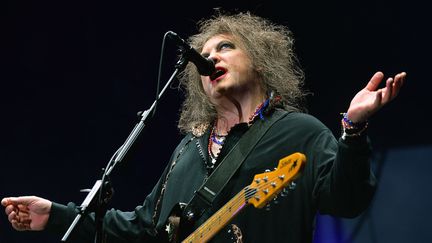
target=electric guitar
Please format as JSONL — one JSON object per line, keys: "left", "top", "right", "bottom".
{"left": 166, "top": 152, "right": 306, "bottom": 243}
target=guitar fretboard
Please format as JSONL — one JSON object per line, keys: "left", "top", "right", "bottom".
{"left": 182, "top": 187, "right": 253, "bottom": 243}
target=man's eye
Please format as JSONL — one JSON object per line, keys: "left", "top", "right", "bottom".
{"left": 220, "top": 42, "right": 234, "bottom": 50}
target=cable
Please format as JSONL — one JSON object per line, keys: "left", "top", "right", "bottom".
{"left": 151, "top": 31, "right": 171, "bottom": 119}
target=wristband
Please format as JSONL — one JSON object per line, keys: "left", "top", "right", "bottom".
{"left": 340, "top": 112, "right": 368, "bottom": 139}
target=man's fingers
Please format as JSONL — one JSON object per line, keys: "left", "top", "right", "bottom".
{"left": 392, "top": 74, "right": 401, "bottom": 98}
{"left": 382, "top": 78, "right": 394, "bottom": 104}
{"left": 5, "top": 204, "right": 16, "bottom": 215}
{"left": 12, "top": 221, "right": 30, "bottom": 231}
{"left": 8, "top": 210, "right": 17, "bottom": 223}
{"left": 7, "top": 207, "right": 32, "bottom": 231}
{"left": 3, "top": 197, "right": 37, "bottom": 231}
{"left": 392, "top": 72, "right": 406, "bottom": 98}
{"left": 365, "top": 71, "right": 384, "bottom": 91}
{"left": 2, "top": 196, "right": 36, "bottom": 207}
{"left": 17, "top": 204, "right": 29, "bottom": 211}
{"left": 2, "top": 197, "right": 20, "bottom": 206}
{"left": 1, "top": 197, "right": 14, "bottom": 207}
{"left": 4, "top": 201, "right": 30, "bottom": 216}
{"left": 374, "top": 90, "right": 383, "bottom": 108}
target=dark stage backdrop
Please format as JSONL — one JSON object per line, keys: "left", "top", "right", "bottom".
{"left": 1, "top": 0, "right": 431, "bottom": 242}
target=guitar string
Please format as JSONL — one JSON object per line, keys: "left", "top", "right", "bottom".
{"left": 186, "top": 175, "right": 291, "bottom": 242}
{"left": 186, "top": 170, "right": 299, "bottom": 242}
{"left": 185, "top": 159, "right": 303, "bottom": 241}
{"left": 185, "top": 191, "right": 246, "bottom": 242}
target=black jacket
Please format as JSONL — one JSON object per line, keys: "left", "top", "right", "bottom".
{"left": 46, "top": 110, "right": 376, "bottom": 243}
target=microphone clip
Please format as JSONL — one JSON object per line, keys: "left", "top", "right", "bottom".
{"left": 167, "top": 31, "right": 215, "bottom": 76}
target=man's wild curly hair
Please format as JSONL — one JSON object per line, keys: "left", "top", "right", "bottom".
{"left": 177, "top": 12, "right": 306, "bottom": 134}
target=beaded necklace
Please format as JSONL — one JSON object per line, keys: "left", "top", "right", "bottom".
{"left": 207, "top": 96, "right": 271, "bottom": 167}
{"left": 210, "top": 124, "right": 226, "bottom": 145}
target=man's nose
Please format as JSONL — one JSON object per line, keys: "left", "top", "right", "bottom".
{"left": 207, "top": 53, "right": 220, "bottom": 64}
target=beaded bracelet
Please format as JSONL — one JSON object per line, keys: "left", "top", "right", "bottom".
{"left": 340, "top": 112, "right": 368, "bottom": 139}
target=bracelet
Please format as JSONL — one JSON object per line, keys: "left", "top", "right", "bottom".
{"left": 340, "top": 113, "right": 367, "bottom": 129}
{"left": 340, "top": 113, "right": 368, "bottom": 139}
{"left": 341, "top": 122, "right": 368, "bottom": 139}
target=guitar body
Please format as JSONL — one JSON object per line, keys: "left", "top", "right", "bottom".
{"left": 163, "top": 203, "right": 193, "bottom": 243}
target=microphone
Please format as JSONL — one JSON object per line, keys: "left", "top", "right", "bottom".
{"left": 167, "top": 31, "right": 215, "bottom": 76}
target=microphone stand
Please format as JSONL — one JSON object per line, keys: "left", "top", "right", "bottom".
{"left": 61, "top": 54, "right": 189, "bottom": 243}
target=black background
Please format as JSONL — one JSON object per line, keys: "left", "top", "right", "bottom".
{"left": 1, "top": 0, "right": 430, "bottom": 242}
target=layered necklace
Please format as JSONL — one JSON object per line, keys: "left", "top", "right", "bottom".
{"left": 207, "top": 96, "right": 271, "bottom": 167}
{"left": 207, "top": 122, "right": 227, "bottom": 166}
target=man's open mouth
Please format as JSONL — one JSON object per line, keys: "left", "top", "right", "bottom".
{"left": 210, "top": 67, "right": 227, "bottom": 81}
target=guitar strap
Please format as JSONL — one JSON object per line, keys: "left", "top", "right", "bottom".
{"left": 182, "top": 109, "right": 290, "bottom": 221}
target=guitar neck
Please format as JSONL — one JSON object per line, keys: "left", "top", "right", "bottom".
{"left": 180, "top": 152, "right": 306, "bottom": 243}
{"left": 182, "top": 188, "right": 249, "bottom": 243}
